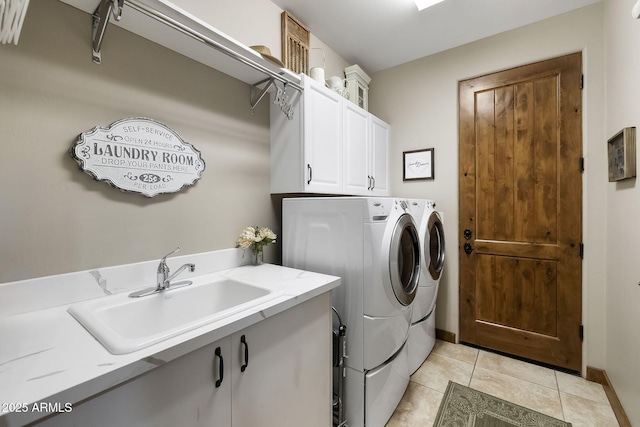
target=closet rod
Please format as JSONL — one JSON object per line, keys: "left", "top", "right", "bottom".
{"left": 93, "top": 0, "right": 303, "bottom": 92}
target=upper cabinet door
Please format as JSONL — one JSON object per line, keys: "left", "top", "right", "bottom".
{"left": 343, "top": 102, "right": 390, "bottom": 196}
{"left": 343, "top": 101, "right": 370, "bottom": 195}
{"left": 303, "top": 76, "right": 343, "bottom": 194}
{"left": 370, "top": 116, "right": 390, "bottom": 196}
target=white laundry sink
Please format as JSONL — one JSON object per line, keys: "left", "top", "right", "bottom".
{"left": 68, "top": 278, "right": 279, "bottom": 354}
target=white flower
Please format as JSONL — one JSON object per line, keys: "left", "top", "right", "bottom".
{"left": 236, "top": 226, "right": 257, "bottom": 249}
{"left": 236, "top": 226, "right": 277, "bottom": 251}
{"left": 257, "top": 227, "right": 277, "bottom": 243}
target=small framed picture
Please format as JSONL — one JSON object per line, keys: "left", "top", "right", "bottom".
{"left": 607, "top": 127, "right": 636, "bottom": 182}
{"left": 403, "top": 148, "right": 434, "bottom": 181}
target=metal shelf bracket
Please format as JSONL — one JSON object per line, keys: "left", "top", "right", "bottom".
{"left": 251, "top": 78, "right": 296, "bottom": 120}
{"left": 250, "top": 77, "right": 276, "bottom": 116}
{"left": 92, "top": 0, "right": 124, "bottom": 64}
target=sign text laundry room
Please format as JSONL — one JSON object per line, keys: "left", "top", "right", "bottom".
{"left": 71, "top": 117, "right": 205, "bottom": 197}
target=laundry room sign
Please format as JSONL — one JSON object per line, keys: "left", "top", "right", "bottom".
{"left": 71, "top": 118, "right": 205, "bottom": 197}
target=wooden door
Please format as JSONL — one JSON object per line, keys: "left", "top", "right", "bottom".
{"left": 458, "top": 53, "right": 583, "bottom": 372}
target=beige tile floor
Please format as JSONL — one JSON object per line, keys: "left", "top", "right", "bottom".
{"left": 386, "top": 340, "right": 620, "bottom": 427}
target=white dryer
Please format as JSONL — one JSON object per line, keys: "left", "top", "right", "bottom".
{"left": 407, "top": 199, "right": 445, "bottom": 374}
{"left": 283, "top": 197, "right": 420, "bottom": 427}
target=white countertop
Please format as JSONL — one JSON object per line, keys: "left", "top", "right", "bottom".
{"left": 0, "top": 260, "right": 339, "bottom": 426}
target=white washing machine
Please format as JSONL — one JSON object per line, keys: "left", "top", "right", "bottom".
{"left": 283, "top": 197, "right": 421, "bottom": 427}
{"left": 407, "top": 199, "right": 445, "bottom": 374}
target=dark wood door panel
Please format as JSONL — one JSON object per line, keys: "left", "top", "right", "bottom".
{"left": 475, "top": 254, "right": 558, "bottom": 337}
{"left": 459, "top": 52, "right": 583, "bottom": 372}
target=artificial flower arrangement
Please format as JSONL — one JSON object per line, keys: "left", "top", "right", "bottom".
{"left": 236, "top": 226, "right": 277, "bottom": 264}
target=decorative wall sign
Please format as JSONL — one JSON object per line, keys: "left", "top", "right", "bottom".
{"left": 71, "top": 118, "right": 205, "bottom": 197}
{"left": 403, "top": 148, "right": 434, "bottom": 181}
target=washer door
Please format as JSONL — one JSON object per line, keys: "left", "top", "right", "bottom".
{"left": 389, "top": 214, "right": 420, "bottom": 306}
{"left": 427, "top": 212, "right": 445, "bottom": 281}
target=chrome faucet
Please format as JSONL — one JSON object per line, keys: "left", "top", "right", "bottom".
{"left": 129, "top": 247, "right": 196, "bottom": 298}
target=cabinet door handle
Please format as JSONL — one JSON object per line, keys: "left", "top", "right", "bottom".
{"left": 307, "top": 164, "right": 313, "bottom": 185}
{"left": 214, "top": 347, "right": 224, "bottom": 388}
{"left": 367, "top": 175, "right": 372, "bottom": 190}
{"left": 240, "top": 335, "right": 249, "bottom": 372}
{"left": 371, "top": 176, "right": 375, "bottom": 190}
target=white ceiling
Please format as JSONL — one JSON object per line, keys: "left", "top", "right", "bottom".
{"left": 270, "top": 0, "right": 601, "bottom": 73}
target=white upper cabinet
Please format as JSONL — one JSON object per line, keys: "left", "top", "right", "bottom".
{"left": 271, "top": 74, "right": 390, "bottom": 196}
{"left": 343, "top": 101, "right": 370, "bottom": 195}
{"left": 343, "top": 102, "right": 390, "bottom": 196}
{"left": 369, "top": 115, "right": 391, "bottom": 196}
{"left": 303, "top": 75, "right": 344, "bottom": 194}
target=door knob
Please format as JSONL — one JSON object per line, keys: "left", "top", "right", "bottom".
{"left": 464, "top": 243, "right": 473, "bottom": 255}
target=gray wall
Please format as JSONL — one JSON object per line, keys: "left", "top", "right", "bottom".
{"left": 0, "top": 0, "right": 277, "bottom": 281}
{"left": 604, "top": 0, "right": 640, "bottom": 422}
{"left": 0, "top": 0, "right": 349, "bottom": 284}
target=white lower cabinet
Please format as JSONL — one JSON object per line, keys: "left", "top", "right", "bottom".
{"left": 231, "top": 293, "right": 332, "bottom": 427}
{"left": 36, "top": 337, "right": 233, "bottom": 427}
{"left": 37, "top": 294, "right": 332, "bottom": 427}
